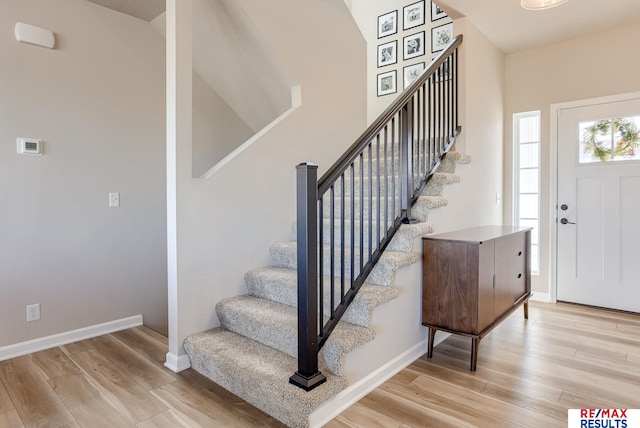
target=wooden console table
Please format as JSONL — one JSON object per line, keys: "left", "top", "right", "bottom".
{"left": 422, "top": 226, "right": 531, "bottom": 370}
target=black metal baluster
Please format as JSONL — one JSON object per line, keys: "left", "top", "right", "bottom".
{"left": 422, "top": 85, "right": 427, "bottom": 182}
{"left": 455, "top": 48, "right": 459, "bottom": 130}
{"left": 384, "top": 127, "right": 389, "bottom": 238}
{"left": 350, "top": 163, "right": 355, "bottom": 292}
{"left": 428, "top": 76, "right": 432, "bottom": 174}
{"left": 368, "top": 144, "right": 373, "bottom": 262}
{"left": 330, "top": 185, "right": 335, "bottom": 318}
{"left": 358, "top": 154, "right": 364, "bottom": 275}
{"left": 340, "top": 174, "right": 345, "bottom": 304}
{"left": 391, "top": 118, "right": 396, "bottom": 219}
{"left": 376, "top": 135, "right": 381, "bottom": 249}
{"left": 318, "top": 197, "right": 324, "bottom": 328}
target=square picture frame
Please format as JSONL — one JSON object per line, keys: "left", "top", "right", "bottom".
{"left": 403, "top": 31, "right": 425, "bottom": 60}
{"left": 377, "top": 40, "right": 398, "bottom": 67}
{"left": 431, "top": 1, "right": 447, "bottom": 21}
{"left": 377, "top": 70, "right": 397, "bottom": 96}
{"left": 403, "top": 62, "right": 425, "bottom": 89}
{"left": 431, "top": 22, "right": 453, "bottom": 53}
{"left": 403, "top": 1, "right": 425, "bottom": 30}
{"left": 377, "top": 10, "right": 398, "bottom": 38}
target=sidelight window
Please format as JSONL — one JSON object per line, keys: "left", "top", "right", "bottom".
{"left": 514, "top": 111, "right": 540, "bottom": 275}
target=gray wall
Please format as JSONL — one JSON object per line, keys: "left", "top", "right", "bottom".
{"left": 0, "top": 0, "right": 167, "bottom": 346}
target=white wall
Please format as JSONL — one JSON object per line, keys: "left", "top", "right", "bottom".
{"left": 428, "top": 17, "right": 504, "bottom": 233}
{"left": 167, "top": 0, "right": 367, "bottom": 362}
{"left": 504, "top": 21, "right": 640, "bottom": 295}
{"left": 0, "top": 0, "right": 167, "bottom": 346}
{"left": 350, "top": 0, "right": 453, "bottom": 123}
{"left": 192, "top": 71, "right": 253, "bottom": 177}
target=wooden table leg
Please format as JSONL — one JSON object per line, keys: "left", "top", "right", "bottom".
{"left": 524, "top": 300, "right": 529, "bottom": 319}
{"left": 470, "top": 337, "right": 479, "bottom": 371}
{"left": 427, "top": 328, "right": 436, "bottom": 358}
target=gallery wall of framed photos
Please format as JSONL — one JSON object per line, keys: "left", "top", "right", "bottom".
{"left": 350, "top": 0, "right": 453, "bottom": 122}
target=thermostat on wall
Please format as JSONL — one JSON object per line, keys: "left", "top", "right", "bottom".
{"left": 17, "top": 138, "right": 43, "bottom": 155}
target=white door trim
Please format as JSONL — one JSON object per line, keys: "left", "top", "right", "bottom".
{"left": 549, "top": 91, "right": 640, "bottom": 304}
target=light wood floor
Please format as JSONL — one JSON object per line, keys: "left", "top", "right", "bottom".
{"left": 1, "top": 301, "right": 639, "bottom": 427}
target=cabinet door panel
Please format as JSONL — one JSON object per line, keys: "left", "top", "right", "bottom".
{"left": 511, "top": 232, "right": 528, "bottom": 302}
{"left": 449, "top": 243, "right": 480, "bottom": 334}
{"left": 422, "top": 241, "right": 480, "bottom": 333}
{"left": 422, "top": 240, "right": 450, "bottom": 327}
{"left": 494, "top": 237, "right": 514, "bottom": 317}
{"left": 477, "top": 241, "right": 495, "bottom": 333}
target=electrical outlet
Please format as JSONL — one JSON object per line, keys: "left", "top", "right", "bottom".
{"left": 26, "top": 303, "right": 40, "bottom": 322}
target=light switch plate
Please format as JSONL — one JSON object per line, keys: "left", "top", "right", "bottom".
{"left": 109, "top": 192, "right": 120, "bottom": 207}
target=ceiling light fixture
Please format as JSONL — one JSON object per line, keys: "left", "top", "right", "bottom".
{"left": 521, "top": 0, "right": 568, "bottom": 10}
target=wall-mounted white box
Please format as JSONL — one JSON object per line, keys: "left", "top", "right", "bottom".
{"left": 15, "top": 22, "right": 55, "bottom": 49}
{"left": 17, "top": 138, "right": 43, "bottom": 155}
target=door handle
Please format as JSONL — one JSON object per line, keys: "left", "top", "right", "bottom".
{"left": 560, "top": 218, "right": 575, "bottom": 225}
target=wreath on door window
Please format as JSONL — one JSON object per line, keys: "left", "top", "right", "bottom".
{"left": 582, "top": 118, "right": 639, "bottom": 162}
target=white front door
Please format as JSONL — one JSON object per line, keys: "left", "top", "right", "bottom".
{"left": 556, "top": 98, "right": 640, "bottom": 313}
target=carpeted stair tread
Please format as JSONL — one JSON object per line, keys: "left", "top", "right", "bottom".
{"left": 422, "top": 173, "right": 460, "bottom": 197}
{"left": 245, "top": 266, "right": 398, "bottom": 326}
{"left": 387, "top": 221, "right": 435, "bottom": 251}
{"left": 412, "top": 195, "right": 449, "bottom": 222}
{"left": 184, "top": 327, "right": 347, "bottom": 428}
{"left": 216, "top": 295, "right": 375, "bottom": 376}
{"left": 429, "top": 172, "right": 460, "bottom": 185}
{"left": 269, "top": 241, "right": 419, "bottom": 286}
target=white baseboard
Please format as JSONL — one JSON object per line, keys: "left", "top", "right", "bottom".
{"left": 309, "top": 332, "right": 450, "bottom": 427}
{"left": 165, "top": 352, "right": 191, "bottom": 372}
{"left": 530, "top": 292, "right": 551, "bottom": 302}
{"left": 0, "top": 315, "right": 143, "bottom": 362}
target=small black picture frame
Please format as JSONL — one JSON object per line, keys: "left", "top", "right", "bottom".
{"left": 403, "top": 31, "right": 425, "bottom": 60}
{"left": 377, "top": 40, "right": 398, "bottom": 67}
{"left": 377, "top": 70, "right": 397, "bottom": 96}
{"left": 377, "top": 10, "right": 398, "bottom": 38}
{"left": 431, "top": 1, "right": 447, "bottom": 22}
{"left": 403, "top": 0, "right": 425, "bottom": 30}
{"left": 403, "top": 62, "right": 426, "bottom": 89}
{"left": 431, "top": 22, "right": 453, "bottom": 53}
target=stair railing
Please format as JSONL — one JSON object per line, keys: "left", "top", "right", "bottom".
{"left": 290, "top": 35, "right": 463, "bottom": 391}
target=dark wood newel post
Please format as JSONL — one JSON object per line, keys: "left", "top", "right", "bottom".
{"left": 290, "top": 163, "right": 327, "bottom": 391}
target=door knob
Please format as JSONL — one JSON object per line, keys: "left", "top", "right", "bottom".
{"left": 560, "top": 218, "right": 575, "bottom": 225}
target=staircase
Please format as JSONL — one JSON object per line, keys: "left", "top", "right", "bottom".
{"left": 184, "top": 151, "right": 470, "bottom": 428}
{"left": 184, "top": 36, "right": 464, "bottom": 427}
